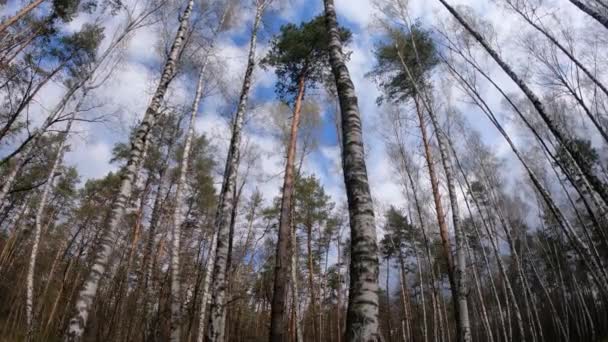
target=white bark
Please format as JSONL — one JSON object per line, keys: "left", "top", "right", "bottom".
{"left": 324, "top": 0, "right": 380, "bottom": 340}
{"left": 196, "top": 229, "right": 217, "bottom": 342}
{"left": 65, "top": 1, "right": 194, "bottom": 340}
{"left": 169, "top": 52, "right": 211, "bottom": 342}
{"left": 206, "top": 3, "right": 265, "bottom": 341}
{"left": 427, "top": 112, "right": 471, "bottom": 342}
{"left": 290, "top": 219, "right": 304, "bottom": 342}
{"left": 26, "top": 118, "right": 73, "bottom": 341}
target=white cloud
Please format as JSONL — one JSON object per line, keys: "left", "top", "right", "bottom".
{"left": 3, "top": 0, "right": 605, "bottom": 239}
{"left": 65, "top": 138, "right": 116, "bottom": 180}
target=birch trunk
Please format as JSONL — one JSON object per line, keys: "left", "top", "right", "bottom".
{"left": 399, "top": 150, "right": 440, "bottom": 342}
{"left": 306, "top": 220, "right": 320, "bottom": 342}
{"left": 269, "top": 73, "right": 306, "bottom": 342}
{"left": 26, "top": 117, "right": 72, "bottom": 341}
{"left": 65, "top": 1, "right": 194, "bottom": 339}
{"left": 425, "top": 103, "right": 471, "bottom": 342}
{"left": 462, "top": 228, "right": 493, "bottom": 342}
{"left": 196, "top": 229, "right": 217, "bottom": 342}
{"left": 385, "top": 256, "right": 393, "bottom": 342}
{"left": 324, "top": 1, "right": 380, "bottom": 340}
{"left": 169, "top": 52, "right": 211, "bottom": 342}
{"left": 206, "top": 4, "right": 265, "bottom": 340}
{"left": 414, "top": 247, "right": 428, "bottom": 342}
{"left": 291, "top": 215, "right": 304, "bottom": 342}
{"left": 446, "top": 132, "right": 508, "bottom": 342}
{"left": 413, "top": 97, "right": 460, "bottom": 334}
{"left": 392, "top": 33, "right": 471, "bottom": 340}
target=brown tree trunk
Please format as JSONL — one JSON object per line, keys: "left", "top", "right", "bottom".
{"left": 413, "top": 97, "right": 460, "bottom": 335}
{"left": 269, "top": 73, "right": 306, "bottom": 342}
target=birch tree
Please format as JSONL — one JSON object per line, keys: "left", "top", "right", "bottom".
{"left": 205, "top": 1, "right": 269, "bottom": 340}
{"left": 65, "top": 0, "right": 195, "bottom": 339}
{"left": 324, "top": 0, "right": 380, "bottom": 340}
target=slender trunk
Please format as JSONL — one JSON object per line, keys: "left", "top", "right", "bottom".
{"left": 291, "top": 214, "right": 304, "bottom": 342}
{"left": 400, "top": 256, "right": 412, "bottom": 341}
{"left": 414, "top": 247, "right": 429, "bottom": 342}
{"left": 306, "top": 221, "right": 320, "bottom": 342}
{"left": 412, "top": 96, "right": 460, "bottom": 335}
{"left": 26, "top": 117, "right": 72, "bottom": 341}
{"left": 115, "top": 140, "right": 152, "bottom": 342}
{"left": 0, "top": 0, "right": 46, "bottom": 34}
{"left": 476, "top": 193, "right": 526, "bottom": 341}
{"left": 572, "top": 276, "right": 596, "bottom": 340}
{"left": 396, "top": 252, "right": 409, "bottom": 342}
{"left": 400, "top": 154, "right": 440, "bottom": 342}
{"left": 169, "top": 52, "right": 210, "bottom": 342}
{"left": 65, "top": 1, "right": 194, "bottom": 339}
{"left": 324, "top": 1, "right": 380, "bottom": 340}
{"left": 454, "top": 166, "right": 498, "bottom": 342}
{"left": 447, "top": 134, "right": 509, "bottom": 342}
{"left": 335, "top": 231, "right": 343, "bottom": 342}
{"left": 385, "top": 256, "right": 393, "bottom": 342}
{"left": 136, "top": 157, "right": 171, "bottom": 331}
{"left": 527, "top": 246, "right": 568, "bottom": 339}
{"left": 462, "top": 229, "right": 493, "bottom": 342}
{"left": 425, "top": 102, "right": 471, "bottom": 342}
{"left": 196, "top": 230, "right": 217, "bottom": 342}
{"left": 206, "top": 5, "right": 264, "bottom": 340}
{"left": 568, "top": 0, "right": 608, "bottom": 29}
{"left": 393, "top": 32, "right": 471, "bottom": 340}
{"left": 269, "top": 73, "right": 306, "bottom": 342}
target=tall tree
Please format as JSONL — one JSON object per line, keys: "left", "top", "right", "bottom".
{"left": 25, "top": 116, "right": 73, "bottom": 341}
{"left": 169, "top": 7, "right": 228, "bottom": 341}
{"left": 261, "top": 16, "right": 350, "bottom": 342}
{"left": 205, "top": 1, "right": 269, "bottom": 341}
{"left": 323, "top": 0, "right": 380, "bottom": 340}
{"left": 370, "top": 24, "right": 471, "bottom": 341}
{"left": 65, "top": 0, "right": 195, "bottom": 339}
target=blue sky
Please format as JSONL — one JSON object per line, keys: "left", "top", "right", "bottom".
{"left": 1, "top": 0, "right": 602, "bottom": 242}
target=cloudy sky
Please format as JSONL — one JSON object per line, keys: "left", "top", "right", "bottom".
{"left": 1, "top": 0, "right": 600, "bottom": 228}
